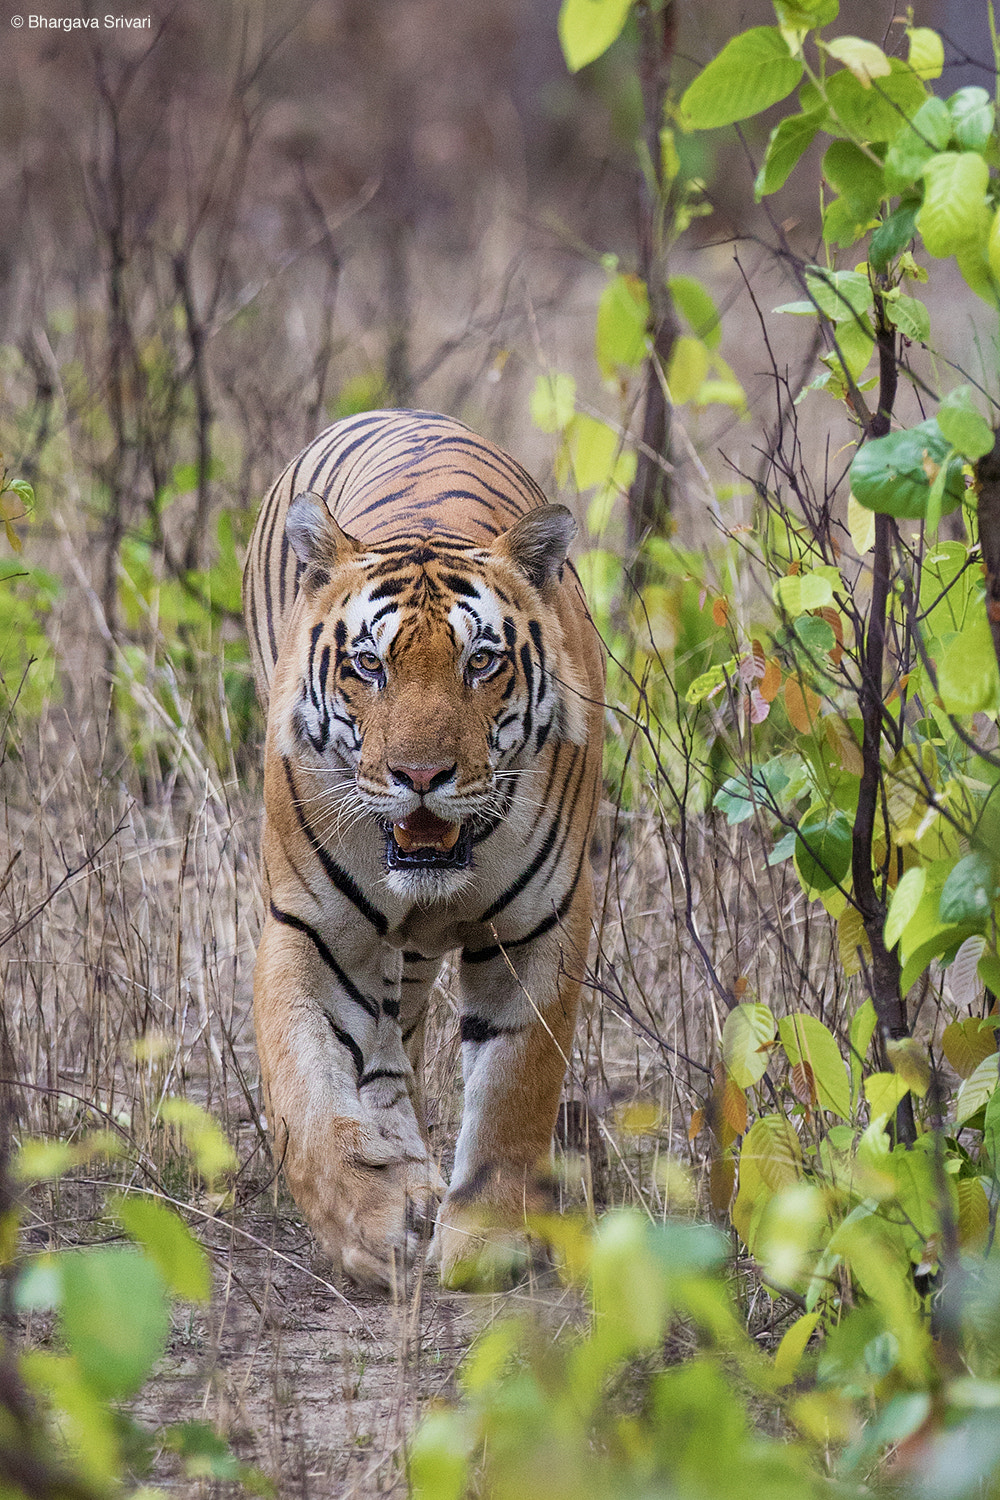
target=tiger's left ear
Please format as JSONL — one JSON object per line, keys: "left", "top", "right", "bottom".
{"left": 495, "top": 505, "right": 577, "bottom": 589}
{"left": 286, "top": 491, "right": 360, "bottom": 593}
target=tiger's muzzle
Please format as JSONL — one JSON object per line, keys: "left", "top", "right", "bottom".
{"left": 383, "top": 808, "right": 473, "bottom": 871}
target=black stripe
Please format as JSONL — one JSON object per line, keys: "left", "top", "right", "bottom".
{"left": 282, "top": 757, "right": 388, "bottom": 935}
{"left": 359, "top": 1068, "right": 409, "bottom": 1088}
{"left": 460, "top": 1015, "right": 515, "bottom": 1044}
{"left": 329, "top": 1019, "right": 364, "bottom": 1080}
{"left": 269, "top": 900, "right": 379, "bottom": 1020}
{"left": 461, "top": 842, "right": 589, "bottom": 966}
{"left": 477, "top": 748, "right": 579, "bottom": 924}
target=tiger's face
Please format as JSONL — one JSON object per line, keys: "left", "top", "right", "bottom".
{"left": 271, "top": 493, "right": 586, "bottom": 899}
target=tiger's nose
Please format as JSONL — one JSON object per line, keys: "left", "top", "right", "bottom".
{"left": 388, "top": 762, "right": 457, "bottom": 794}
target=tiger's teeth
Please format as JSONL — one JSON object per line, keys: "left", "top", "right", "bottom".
{"left": 392, "top": 821, "right": 461, "bottom": 853}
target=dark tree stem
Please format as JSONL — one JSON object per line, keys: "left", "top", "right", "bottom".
{"left": 627, "top": 1, "right": 678, "bottom": 557}
{"left": 850, "top": 295, "right": 916, "bottom": 1144}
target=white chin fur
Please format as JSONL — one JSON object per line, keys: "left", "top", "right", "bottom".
{"left": 384, "top": 865, "right": 475, "bottom": 906}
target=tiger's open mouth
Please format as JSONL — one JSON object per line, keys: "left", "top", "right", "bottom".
{"left": 384, "top": 809, "right": 473, "bottom": 870}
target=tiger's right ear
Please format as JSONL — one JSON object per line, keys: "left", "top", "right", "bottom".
{"left": 285, "top": 492, "right": 360, "bottom": 593}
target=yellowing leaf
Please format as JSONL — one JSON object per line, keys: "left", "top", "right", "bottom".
{"left": 886, "top": 1037, "right": 931, "bottom": 1097}
{"left": 721, "top": 1077, "right": 749, "bottom": 1136}
{"left": 617, "top": 1100, "right": 663, "bottom": 1135}
{"left": 760, "top": 658, "right": 782, "bottom": 702}
{"left": 826, "top": 35, "right": 891, "bottom": 86}
{"left": 942, "top": 1018, "right": 997, "bottom": 1080}
{"left": 710, "top": 1152, "right": 736, "bottom": 1214}
{"left": 957, "top": 1176, "right": 990, "bottom": 1249}
{"left": 784, "top": 678, "right": 821, "bottom": 733}
{"left": 848, "top": 492, "right": 876, "bottom": 555}
{"left": 791, "top": 1060, "right": 818, "bottom": 1108}
{"left": 838, "top": 904, "right": 872, "bottom": 977}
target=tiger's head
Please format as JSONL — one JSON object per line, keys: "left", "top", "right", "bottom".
{"left": 270, "top": 491, "right": 589, "bottom": 899}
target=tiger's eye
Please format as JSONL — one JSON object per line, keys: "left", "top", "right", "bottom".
{"left": 357, "top": 651, "right": 381, "bottom": 674}
{"left": 468, "top": 648, "right": 495, "bottom": 674}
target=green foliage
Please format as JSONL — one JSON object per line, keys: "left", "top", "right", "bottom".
{"left": 411, "top": 1197, "right": 1000, "bottom": 1498}
{"left": 4, "top": 1106, "right": 267, "bottom": 1498}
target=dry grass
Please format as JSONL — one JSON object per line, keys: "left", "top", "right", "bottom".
{"left": 0, "top": 631, "right": 844, "bottom": 1498}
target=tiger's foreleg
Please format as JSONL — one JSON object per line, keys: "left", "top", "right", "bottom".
{"left": 253, "top": 911, "right": 444, "bottom": 1289}
{"left": 431, "top": 869, "right": 593, "bottom": 1288}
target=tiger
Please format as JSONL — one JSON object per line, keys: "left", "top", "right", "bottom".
{"left": 242, "top": 408, "right": 604, "bottom": 1289}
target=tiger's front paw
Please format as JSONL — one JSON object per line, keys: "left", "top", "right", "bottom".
{"left": 430, "top": 1173, "right": 554, "bottom": 1291}
{"left": 283, "top": 1122, "right": 444, "bottom": 1292}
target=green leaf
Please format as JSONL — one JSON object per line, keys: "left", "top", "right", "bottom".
{"left": 956, "top": 1053, "right": 1000, "bottom": 1125}
{"left": 773, "top": 571, "right": 834, "bottom": 613}
{"left": 666, "top": 336, "right": 709, "bottom": 403}
{"left": 410, "top": 1408, "right": 473, "bottom": 1500}
{"left": 822, "top": 140, "right": 884, "bottom": 220}
{"left": 793, "top": 614, "right": 836, "bottom": 654}
{"left": 907, "top": 27, "right": 944, "bottom": 81}
{"left": 886, "top": 867, "right": 927, "bottom": 948}
{"left": 110, "top": 1194, "right": 211, "bottom": 1303}
{"left": 937, "top": 617, "right": 1000, "bottom": 716}
{"left": 883, "top": 293, "right": 930, "bottom": 343}
{"left": 530, "top": 372, "right": 576, "bottom": 433}
{"left": 668, "top": 275, "right": 721, "bottom": 350}
{"left": 557, "top": 0, "right": 632, "bottom": 72}
{"left": 774, "top": 1310, "right": 822, "bottom": 1385}
{"left": 755, "top": 109, "right": 826, "bottom": 199}
{"left": 940, "top": 852, "right": 999, "bottom": 925}
{"left": 773, "top": 0, "right": 839, "bottom": 25}
{"left": 158, "top": 1098, "right": 237, "bottom": 1186}
{"left": 679, "top": 28, "right": 803, "bottom": 130}
{"left": 949, "top": 86, "right": 995, "bottom": 151}
{"left": 918, "top": 151, "right": 990, "bottom": 257}
{"left": 849, "top": 998, "right": 878, "bottom": 1100}
{"left": 825, "top": 60, "right": 926, "bottom": 143}
{"left": 850, "top": 420, "right": 965, "bottom": 519}
{"left": 884, "top": 97, "right": 951, "bottom": 193}
{"left": 60, "top": 1248, "right": 170, "bottom": 1399}
{"left": 595, "top": 272, "right": 649, "bottom": 376}
{"left": 803, "top": 266, "right": 871, "bottom": 321}
{"left": 794, "top": 809, "right": 853, "bottom": 893}
{"left": 722, "top": 1003, "right": 777, "bottom": 1088}
{"left": 568, "top": 414, "right": 622, "bottom": 491}
{"left": 713, "top": 773, "right": 758, "bottom": 825}
{"left": 779, "top": 1013, "right": 851, "bottom": 1118}
{"left": 15, "top": 1257, "right": 63, "bottom": 1312}
{"left": 937, "top": 386, "right": 995, "bottom": 461}
{"left": 865, "top": 1070, "right": 910, "bottom": 1122}
{"left": 686, "top": 659, "right": 735, "bottom": 705}
{"left": 827, "top": 314, "right": 875, "bottom": 380}
{"left": 984, "top": 1085, "right": 1000, "bottom": 1175}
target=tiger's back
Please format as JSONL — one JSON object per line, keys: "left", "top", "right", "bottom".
{"left": 242, "top": 409, "right": 604, "bottom": 1289}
